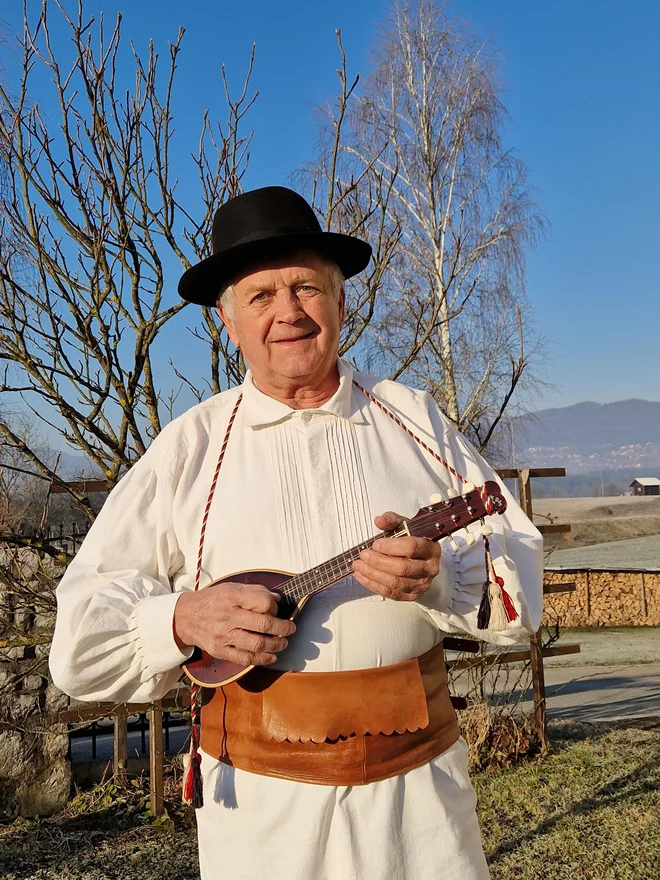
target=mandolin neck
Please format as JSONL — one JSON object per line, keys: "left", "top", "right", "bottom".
{"left": 278, "top": 526, "right": 409, "bottom": 605}
{"left": 276, "top": 482, "right": 505, "bottom": 606}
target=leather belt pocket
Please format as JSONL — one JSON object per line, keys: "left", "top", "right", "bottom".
{"left": 258, "top": 655, "right": 430, "bottom": 743}
{"left": 202, "top": 643, "right": 446, "bottom": 745}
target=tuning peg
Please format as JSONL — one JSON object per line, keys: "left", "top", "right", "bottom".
{"left": 449, "top": 537, "right": 460, "bottom": 552}
{"left": 446, "top": 487, "right": 459, "bottom": 499}
{"left": 463, "top": 530, "right": 476, "bottom": 545}
{"left": 462, "top": 482, "right": 475, "bottom": 493}
{"left": 481, "top": 523, "right": 494, "bottom": 537}
{"left": 429, "top": 492, "right": 445, "bottom": 504}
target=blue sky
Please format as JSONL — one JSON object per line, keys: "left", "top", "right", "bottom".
{"left": 2, "top": 0, "right": 658, "bottom": 411}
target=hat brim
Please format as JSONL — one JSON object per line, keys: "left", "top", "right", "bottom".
{"left": 178, "top": 231, "right": 372, "bottom": 306}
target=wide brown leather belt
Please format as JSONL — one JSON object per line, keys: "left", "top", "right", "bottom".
{"left": 200, "top": 642, "right": 459, "bottom": 785}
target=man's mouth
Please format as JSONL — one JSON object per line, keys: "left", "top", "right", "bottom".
{"left": 272, "top": 330, "right": 317, "bottom": 344}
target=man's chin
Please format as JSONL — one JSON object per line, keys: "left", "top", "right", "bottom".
{"left": 269, "top": 351, "right": 333, "bottom": 381}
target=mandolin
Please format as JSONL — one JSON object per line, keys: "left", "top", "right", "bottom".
{"left": 182, "top": 480, "right": 507, "bottom": 688}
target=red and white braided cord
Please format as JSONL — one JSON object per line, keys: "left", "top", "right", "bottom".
{"left": 189, "top": 393, "right": 243, "bottom": 721}
{"left": 352, "top": 381, "right": 495, "bottom": 514}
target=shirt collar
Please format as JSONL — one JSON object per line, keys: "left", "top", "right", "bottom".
{"left": 241, "top": 358, "right": 367, "bottom": 428}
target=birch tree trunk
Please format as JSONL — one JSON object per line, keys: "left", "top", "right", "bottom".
{"left": 304, "top": 1, "right": 546, "bottom": 450}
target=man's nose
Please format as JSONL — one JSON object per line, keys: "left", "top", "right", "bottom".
{"left": 275, "top": 289, "right": 306, "bottom": 322}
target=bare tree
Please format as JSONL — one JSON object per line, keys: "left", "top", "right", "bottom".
{"left": 304, "top": 2, "right": 546, "bottom": 450}
{"left": 0, "top": 0, "right": 255, "bottom": 536}
{"left": 0, "top": 413, "right": 51, "bottom": 532}
{"left": 296, "top": 32, "right": 402, "bottom": 368}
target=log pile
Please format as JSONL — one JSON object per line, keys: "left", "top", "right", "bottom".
{"left": 543, "top": 570, "right": 660, "bottom": 627}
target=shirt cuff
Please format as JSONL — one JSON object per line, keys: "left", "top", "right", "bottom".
{"left": 135, "top": 590, "right": 194, "bottom": 675}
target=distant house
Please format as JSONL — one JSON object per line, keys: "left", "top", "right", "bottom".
{"left": 630, "top": 477, "right": 660, "bottom": 496}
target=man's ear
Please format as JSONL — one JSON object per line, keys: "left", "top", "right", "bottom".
{"left": 217, "top": 305, "right": 240, "bottom": 347}
{"left": 338, "top": 285, "right": 346, "bottom": 327}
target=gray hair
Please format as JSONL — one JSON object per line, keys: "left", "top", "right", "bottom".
{"left": 216, "top": 256, "right": 344, "bottom": 317}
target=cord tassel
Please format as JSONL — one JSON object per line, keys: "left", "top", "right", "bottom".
{"left": 182, "top": 751, "right": 192, "bottom": 800}
{"left": 488, "top": 580, "right": 509, "bottom": 631}
{"left": 477, "top": 579, "right": 491, "bottom": 630}
{"left": 183, "top": 723, "right": 204, "bottom": 808}
{"left": 477, "top": 535, "right": 515, "bottom": 631}
{"left": 183, "top": 687, "right": 204, "bottom": 809}
{"left": 185, "top": 398, "right": 242, "bottom": 809}
{"left": 500, "top": 580, "right": 519, "bottom": 623}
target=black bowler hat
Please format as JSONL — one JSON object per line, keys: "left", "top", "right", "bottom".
{"left": 178, "top": 186, "right": 372, "bottom": 306}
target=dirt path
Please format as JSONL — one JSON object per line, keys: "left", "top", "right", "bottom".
{"left": 538, "top": 663, "right": 660, "bottom": 722}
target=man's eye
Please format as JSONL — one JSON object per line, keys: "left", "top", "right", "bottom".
{"left": 297, "top": 285, "right": 317, "bottom": 295}
{"left": 252, "top": 292, "right": 270, "bottom": 303}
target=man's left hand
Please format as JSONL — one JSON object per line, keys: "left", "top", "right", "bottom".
{"left": 352, "top": 512, "right": 441, "bottom": 601}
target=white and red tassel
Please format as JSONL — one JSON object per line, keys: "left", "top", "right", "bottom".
{"left": 488, "top": 579, "right": 509, "bottom": 631}
{"left": 477, "top": 534, "right": 518, "bottom": 632}
{"left": 183, "top": 684, "right": 204, "bottom": 809}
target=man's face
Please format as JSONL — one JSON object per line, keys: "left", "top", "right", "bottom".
{"left": 217, "top": 251, "right": 345, "bottom": 390}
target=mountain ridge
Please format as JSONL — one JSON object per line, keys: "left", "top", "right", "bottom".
{"left": 512, "top": 398, "right": 660, "bottom": 477}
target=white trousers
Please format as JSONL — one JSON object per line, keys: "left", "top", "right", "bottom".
{"left": 196, "top": 737, "right": 490, "bottom": 880}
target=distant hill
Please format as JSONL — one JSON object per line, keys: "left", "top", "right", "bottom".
{"left": 508, "top": 399, "right": 660, "bottom": 496}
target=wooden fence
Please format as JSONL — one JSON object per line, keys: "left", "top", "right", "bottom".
{"left": 60, "top": 691, "right": 191, "bottom": 816}
{"left": 499, "top": 467, "right": 578, "bottom": 742}
{"left": 5, "top": 520, "right": 91, "bottom": 554}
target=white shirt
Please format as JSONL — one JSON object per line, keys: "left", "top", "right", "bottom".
{"left": 50, "top": 358, "right": 543, "bottom": 880}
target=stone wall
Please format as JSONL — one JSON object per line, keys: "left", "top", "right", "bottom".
{"left": 0, "top": 549, "right": 71, "bottom": 818}
{"left": 0, "top": 654, "right": 70, "bottom": 818}
{"left": 543, "top": 569, "right": 660, "bottom": 628}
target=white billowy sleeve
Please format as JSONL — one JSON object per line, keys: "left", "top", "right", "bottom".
{"left": 416, "top": 397, "right": 544, "bottom": 645}
{"left": 49, "top": 423, "right": 193, "bottom": 703}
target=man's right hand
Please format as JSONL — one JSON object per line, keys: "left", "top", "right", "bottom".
{"left": 173, "top": 582, "right": 296, "bottom": 666}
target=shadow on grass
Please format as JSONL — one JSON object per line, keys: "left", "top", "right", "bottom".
{"left": 0, "top": 808, "right": 138, "bottom": 878}
{"left": 487, "top": 729, "right": 660, "bottom": 865}
{"left": 547, "top": 716, "right": 660, "bottom": 748}
{"left": 0, "top": 805, "right": 197, "bottom": 880}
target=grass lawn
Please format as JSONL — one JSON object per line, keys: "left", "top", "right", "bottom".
{"left": 478, "top": 721, "right": 660, "bottom": 879}
{"left": 1, "top": 721, "right": 658, "bottom": 879}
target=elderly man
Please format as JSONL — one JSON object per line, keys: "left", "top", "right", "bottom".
{"left": 50, "top": 186, "right": 543, "bottom": 880}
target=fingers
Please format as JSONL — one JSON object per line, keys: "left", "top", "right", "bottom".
{"left": 227, "top": 626, "right": 290, "bottom": 658}
{"left": 352, "top": 563, "right": 423, "bottom": 601}
{"left": 201, "top": 616, "right": 294, "bottom": 666}
{"left": 374, "top": 511, "right": 405, "bottom": 531}
{"left": 353, "top": 534, "right": 441, "bottom": 601}
{"left": 177, "top": 581, "right": 296, "bottom": 665}
{"left": 225, "top": 582, "right": 280, "bottom": 616}
{"left": 358, "top": 544, "right": 439, "bottom": 577}
{"left": 232, "top": 608, "right": 296, "bottom": 638}
{"left": 217, "top": 644, "right": 280, "bottom": 667}
{"left": 371, "top": 534, "right": 439, "bottom": 560}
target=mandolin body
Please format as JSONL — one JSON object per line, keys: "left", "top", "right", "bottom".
{"left": 181, "top": 569, "right": 307, "bottom": 688}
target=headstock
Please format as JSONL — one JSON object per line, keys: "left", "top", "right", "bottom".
{"left": 401, "top": 480, "right": 507, "bottom": 547}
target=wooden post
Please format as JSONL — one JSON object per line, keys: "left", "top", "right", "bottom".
{"left": 518, "top": 468, "right": 547, "bottom": 748}
{"left": 586, "top": 571, "right": 591, "bottom": 619}
{"left": 518, "top": 468, "right": 532, "bottom": 519}
{"left": 529, "top": 630, "right": 547, "bottom": 749}
{"left": 149, "top": 703, "right": 164, "bottom": 817}
{"left": 113, "top": 715, "right": 128, "bottom": 779}
{"left": 641, "top": 572, "right": 648, "bottom": 619}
